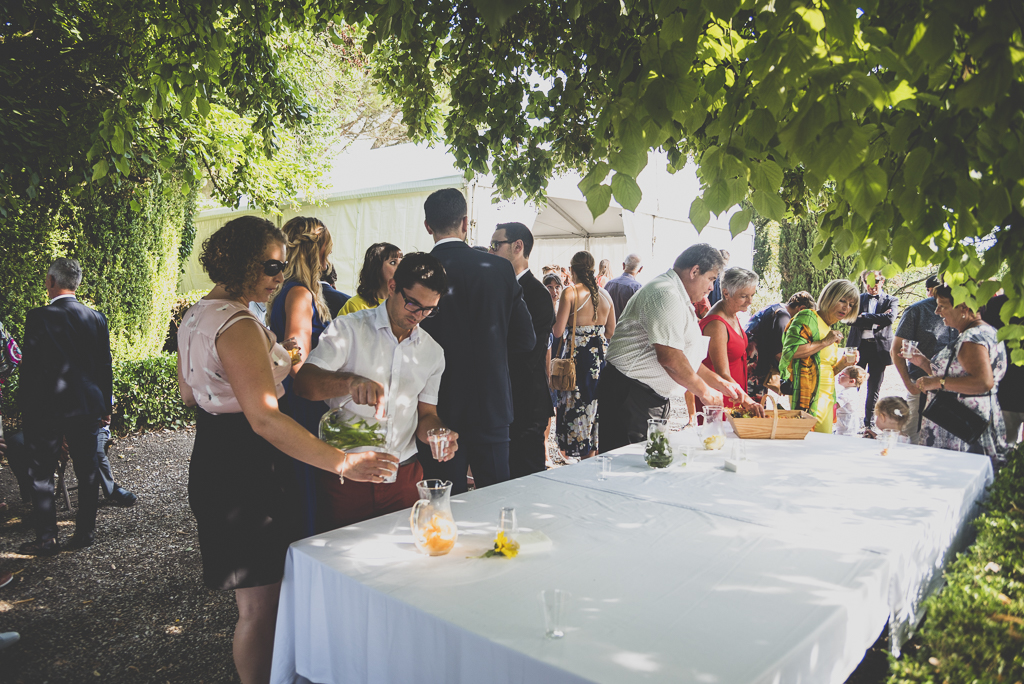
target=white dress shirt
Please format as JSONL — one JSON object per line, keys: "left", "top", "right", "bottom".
{"left": 605, "top": 269, "right": 708, "bottom": 398}
{"left": 48, "top": 294, "right": 76, "bottom": 305}
{"left": 304, "top": 303, "right": 445, "bottom": 463}
{"left": 861, "top": 293, "right": 881, "bottom": 339}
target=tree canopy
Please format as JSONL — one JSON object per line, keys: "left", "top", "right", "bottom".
{"left": 338, "top": 0, "right": 1024, "bottom": 360}
{"left": 0, "top": 2, "right": 403, "bottom": 215}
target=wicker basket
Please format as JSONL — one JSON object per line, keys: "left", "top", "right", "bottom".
{"left": 727, "top": 395, "right": 818, "bottom": 440}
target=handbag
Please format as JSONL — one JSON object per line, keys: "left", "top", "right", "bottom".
{"left": 920, "top": 344, "right": 991, "bottom": 444}
{"left": 549, "top": 288, "right": 577, "bottom": 392}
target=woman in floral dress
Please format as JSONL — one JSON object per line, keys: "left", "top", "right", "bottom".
{"left": 553, "top": 252, "right": 616, "bottom": 460}
{"left": 908, "top": 283, "right": 1009, "bottom": 466}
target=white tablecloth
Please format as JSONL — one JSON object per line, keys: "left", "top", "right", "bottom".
{"left": 271, "top": 433, "right": 992, "bottom": 684}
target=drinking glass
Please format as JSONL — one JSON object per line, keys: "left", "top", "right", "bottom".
{"left": 879, "top": 429, "right": 900, "bottom": 456}
{"left": 597, "top": 454, "right": 611, "bottom": 480}
{"left": 427, "top": 427, "right": 451, "bottom": 461}
{"left": 540, "top": 589, "right": 569, "bottom": 639}
{"left": 732, "top": 441, "right": 748, "bottom": 461}
{"left": 498, "top": 507, "right": 518, "bottom": 541}
{"left": 842, "top": 347, "right": 858, "bottom": 363}
{"left": 901, "top": 340, "right": 918, "bottom": 359}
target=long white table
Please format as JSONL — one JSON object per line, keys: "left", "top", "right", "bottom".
{"left": 270, "top": 433, "right": 993, "bottom": 684}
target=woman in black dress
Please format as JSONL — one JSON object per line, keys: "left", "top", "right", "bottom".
{"left": 177, "top": 216, "right": 397, "bottom": 684}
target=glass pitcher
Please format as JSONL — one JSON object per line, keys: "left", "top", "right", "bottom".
{"left": 696, "top": 406, "right": 727, "bottom": 450}
{"left": 410, "top": 479, "right": 458, "bottom": 556}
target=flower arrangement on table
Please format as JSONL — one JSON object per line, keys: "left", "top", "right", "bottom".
{"left": 480, "top": 531, "right": 520, "bottom": 558}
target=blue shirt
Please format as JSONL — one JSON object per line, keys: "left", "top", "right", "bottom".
{"left": 604, "top": 272, "right": 642, "bottom": 319}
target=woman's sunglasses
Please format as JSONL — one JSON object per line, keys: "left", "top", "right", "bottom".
{"left": 263, "top": 259, "right": 288, "bottom": 276}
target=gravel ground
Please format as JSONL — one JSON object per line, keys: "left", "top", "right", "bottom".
{"left": 0, "top": 427, "right": 240, "bottom": 684}
{"left": 0, "top": 369, "right": 906, "bottom": 683}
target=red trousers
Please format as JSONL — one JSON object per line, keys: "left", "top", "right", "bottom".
{"left": 316, "top": 459, "right": 424, "bottom": 532}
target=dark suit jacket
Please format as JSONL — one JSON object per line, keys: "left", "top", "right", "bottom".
{"left": 509, "top": 269, "right": 555, "bottom": 431}
{"left": 419, "top": 241, "right": 536, "bottom": 433}
{"left": 19, "top": 297, "right": 113, "bottom": 421}
{"left": 846, "top": 292, "right": 898, "bottom": 359}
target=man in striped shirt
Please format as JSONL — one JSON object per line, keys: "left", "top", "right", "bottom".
{"left": 598, "top": 244, "right": 757, "bottom": 451}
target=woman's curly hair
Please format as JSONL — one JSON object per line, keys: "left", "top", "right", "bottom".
{"left": 200, "top": 216, "right": 286, "bottom": 298}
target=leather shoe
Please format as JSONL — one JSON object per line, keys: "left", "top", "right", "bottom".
{"left": 0, "top": 572, "right": 13, "bottom": 589}
{"left": 65, "top": 532, "right": 95, "bottom": 550}
{"left": 19, "top": 539, "right": 60, "bottom": 556}
{"left": 107, "top": 486, "right": 137, "bottom": 507}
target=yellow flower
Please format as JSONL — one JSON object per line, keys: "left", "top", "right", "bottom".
{"left": 492, "top": 531, "right": 520, "bottom": 558}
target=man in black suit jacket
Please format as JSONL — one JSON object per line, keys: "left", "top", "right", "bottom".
{"left": 488, "top": 222, "right": 555, "bottom": 478}
{"left": 846, "top": 271, "right": 898, "bottom": 427}
{"left": 19, "top": 258, "right": 113, "bottom": 555}
{"left": 417, "top": 189, "right": 536, "bottom": 494}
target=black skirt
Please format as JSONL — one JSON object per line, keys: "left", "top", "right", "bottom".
{"left": 188, "top": 407, "right": 302, "bottom": 591}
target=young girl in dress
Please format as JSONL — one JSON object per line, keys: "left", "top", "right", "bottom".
{"left": 865, "top": 396, "right": 911, "bottom": 439}
{"left": 834, "top": 366, "right": 866, "bottom": 436}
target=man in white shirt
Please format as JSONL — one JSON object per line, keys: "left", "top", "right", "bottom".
{"left": 599, "top": 244, "right": 756, "bottom": 451}
{"left": 294, "top": 253, "right": 458, "bottom": 530}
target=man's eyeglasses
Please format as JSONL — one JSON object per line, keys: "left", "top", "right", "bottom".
{"left": 400, "top": 290, "right": 439, "bottom": 318}
{"left": 488, "top": 240, "right": 515, "bottom": 252}
{"left": 262, "top": 259, "right": 288, "bottom": 276}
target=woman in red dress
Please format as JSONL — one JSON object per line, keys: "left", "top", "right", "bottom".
{"left": 696, "top": 267, "right": 760, "bottom": 411}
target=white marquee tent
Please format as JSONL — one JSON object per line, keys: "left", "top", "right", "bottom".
{"left": 178, "top": 143, "right": 753, "bottom": 294}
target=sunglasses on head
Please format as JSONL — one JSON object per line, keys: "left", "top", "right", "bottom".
{"left": 262, "top": 259, "right": 288, "bottom": 276}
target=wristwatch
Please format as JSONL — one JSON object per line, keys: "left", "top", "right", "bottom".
{"left": 939, "top": 377, "right": 945, "bottom": 390}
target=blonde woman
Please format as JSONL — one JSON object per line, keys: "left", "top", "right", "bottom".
{"left": 780, "top": 279, "right": 861, "bottom": 433}
{"left": 267, "top": 216, "right": 335, "bottom": 535}
{"left": 596, "top": 258, "right": 612, "bottom": 288}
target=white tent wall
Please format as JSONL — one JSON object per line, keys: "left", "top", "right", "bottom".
{"left": 178, "top": 143, "right": 755, "bottom": 295}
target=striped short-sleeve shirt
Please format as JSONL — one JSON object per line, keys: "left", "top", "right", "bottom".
{"left": 605, "top": 269, "right": 707, "bottom": 398}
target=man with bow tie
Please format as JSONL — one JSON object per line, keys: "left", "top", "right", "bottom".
{"left": 846, "top": 271, "right": 898, "bottom": 429}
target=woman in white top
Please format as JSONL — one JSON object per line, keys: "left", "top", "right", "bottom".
{"left": 552, "top": 251, "right": 616, "bottom": 460}
{"left": 177, "top": 216, "right": 397, "bottom": 684}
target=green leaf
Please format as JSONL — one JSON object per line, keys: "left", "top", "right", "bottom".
{"left": 197, "top": 97, "right": 211, "bottom": 118}
{"left": 585, "top": 184, "right": 613, "bottom": 220}
{"left": 795, "top": 7, "right": 826, "bottom": 33}
{"left": 113, "top": 155, "right": 131, "bottom": 176}
{"left": 751, "top": 189, "right": 786, "bottom": 221}
{"left": 704, "top": 181, "right": 732, "bottom": 215}
{"left": 751, "top": 160, "right": 783, "bottom": 194}
{"left": 745, "top": 108, "right": 776, "bottom": 146}
{"left": 912, "top": 14, "right": 954, "bottom": 66}
{"left": 729, "top": 208, "right": 752, "bottom": 237}
{"left": 844, "top": 163, "right": 888, "bottom": 220}
{"left": 92, "top": 159, "right": 109, "bottom": 181}
{"left": 129, "top": 199, "right": 141, "bottom": 212}
{"left": 611, "top": 173, "right": 643, "bottom": 212}
{"left": 689, "top": 196, "right": 711, "bottom": 231}
{"left": 468, "top": 0, "right": 535, "bottom": 31}
{"left": 111, "top": 125, "right": 125, "bottom": 155}
{"left": 578, "top": 162, "right": 609, "bottom": 196}
{"left": 902, "top": 147, "right": 932, "bottom": 188}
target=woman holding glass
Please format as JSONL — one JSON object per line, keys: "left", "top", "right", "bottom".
{"left": 906, "top": 282, "right": 1009, "bottom": 464}
{"left": 338, "top": 242, "right": 403, "bottom": 315}
{"left": 177, "top": 216, "right": 397, "bottom": 684}
{"left": 779, "top": 279, "right": 861, "bottom": 433}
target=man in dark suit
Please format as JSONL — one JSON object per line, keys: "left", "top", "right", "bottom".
{"left": 846, "top": 270, "right": 898, "bottom": 427}
{"left": 488, "top": 222, "right": 555, "bottom": 478}
{"left": 417, "top": 189, "right": 536, "bottom": 494}
{"left": 19, "top": 258, "right": 113, "bottom": 555}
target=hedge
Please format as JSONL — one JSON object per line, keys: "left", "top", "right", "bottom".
{"left": 889, "top": 443, "right": 1024, "bottom": 683}
{"left": 113, "top": 353, "right": 195, "bottom": 435}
